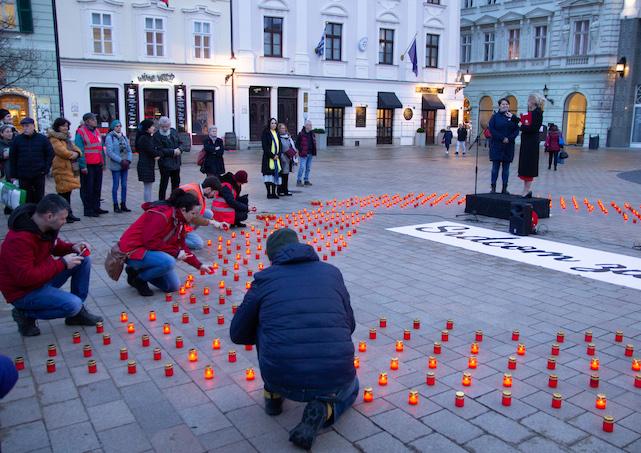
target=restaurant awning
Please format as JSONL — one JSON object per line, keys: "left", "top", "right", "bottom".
{"left": 422, "top": 94, "right": 446, "bottom": 110}
{"left": 325, "top": 90, "right": 353, "bottom": 107}
{"left": 377, "top": 92, "right": 403, "bottom": 109}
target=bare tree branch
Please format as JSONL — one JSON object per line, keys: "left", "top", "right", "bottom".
{"left": 0, "top": 17, "right": 50, "bottom": 91}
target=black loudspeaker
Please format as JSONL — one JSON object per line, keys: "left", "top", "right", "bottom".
{"left": 509, "top": 202, "right": 532, "bottom": 236}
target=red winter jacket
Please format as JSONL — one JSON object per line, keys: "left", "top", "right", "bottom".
{"left": 0, "top": 204, "right": 74, "bottom": 303}
{"left": 119, "top": 202, "right": 202, "bottom": 269}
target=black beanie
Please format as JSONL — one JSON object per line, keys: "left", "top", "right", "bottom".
{"left": 0, "top": 109, "right": 10, "bottom": 120}
{"left": 266, "top": 228, "right": 299, "bottom": 261}
{"left": 139, "top": 119, "right": 154, "bottom": 133}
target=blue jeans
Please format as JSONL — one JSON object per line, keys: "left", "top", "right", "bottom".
{"left": 185, "top": 209, "right": 213, "bottom": 250}
{"left": 266, "top": 377, "right": 359, "bottom": 426}
{"left": 297, "top": 155, "right": 313, "bottom": 183}
{"left": 127, "top": 251, "right": 180, "bottom": 292}
{"left": 491, "top": 160, "right": 510, "bottom": 186}
{"left": 12, "top": 256, "right": 91, "bottom": 319}
{"left": 111, "top": 169, "right": 128, "bottom": 205}
{"left": 0, "top": 355, "right": 18, "bottom": 399}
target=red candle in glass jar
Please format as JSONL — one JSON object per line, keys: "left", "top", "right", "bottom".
{"left": 172, "top": 303, "right": 179, "bottom": 313}
{"left": 632, "top": 359, "right": 641, "bottom": 372}
{"left": 153, "top": 347, "right": 162, "bottom": 361}
{"left": 165, "top": 293, "right": 173, "bottom": 302}
{"left": 596, "top": 394, "right": 607, "bottom": 410}
{"left": 103, "top": 333, "right": 111, "bottom": 345}
{"left": 175, "top": 336, "right": 184, "bottom": 349}
{"left": 551, "top": 344, "right": 560, "bottom": 356}
{"left": 517, "top": 343, "right": 526, "bottom": 356}
{"left": 182, "top": 313, "right": 189, "bottom": 324}
{"left": 188, "top": 348, "right": 198, "bottom": 362}
{"left": 353, "top": 356, "right": 360, "bottom": 368}
{"left": 625, "top": 344, "right": 634, "bottom": 357}
{"left": 428, "top": 356, "right": 437, "bottom": 369}
{"left": 232, "top": 304, "right": 238, "bottom": 314}
{"left": 470, "top": 343, "right": 479, "bottom": 354}
{"left": 590, "top": 374, "right": 600, "bottom": 388}
{"left": 96, "top": 322, "right": 104, "bottom": 333}
{"left": 502, "top": 390, "right": 512, "bottom": 406}
{"left": 403, "top": 329, "right": 411, "bottom": 341}
{"left": 433, "top": 342, "right": 442, "bottom": 354}
{"left": 547, "top": 357, "right": 556, "bottom": 370}
{"left": 556, "top": 331, "right": 565, "bottom": 343}
{"left": 228, "top": 350, "right": 237, "bottom": 363}
{"left": 83, "top": 345, "right": 92, "bottom": 358}
{"left": 395, "top": 340, "right": 404, "bottom": 352}
{"left": 127, "top": 323, "right": 135, "bottom": 334}
{"left": 204, "top": 365, "right": 214, "bottom": 380}
{"left": 363, "top": 387, "right": 374, "bottom": 403}
{"left": 88, "top": 359, "right": 97, "bottom": 374}
{"left": 426, "top": 371, "right": 436, "bottom": 385}
{"left": 127, "top": 360, "right": 137, "bottom": 374}
{"left": 148, "top": 310, "right": 156, "bottom": 321}
{"left": 441, "top": 330, "right": 449, "bottom": 342}
{"left": 615, "top": 330, "right": 624, "bottom": 343}
{"left": 141, "top": 334, "right": 150, "bottom": 347}
{"left": 634, "top": 374, "right": 641, "bottom": 388}
{"left": 48, "top": 344, "right": 57, "bottom": 357}
{"left": 446, "top": 319, "right": 454, "bottom": 330}
{"left": 408, "top": 390, "right": 419, "bottom": 406}
{"left": 379, "top": 317, "right": 387, "bottom": 328}
{"left": 369, "top": 328, "right": 376, "bottom": 340}
{"left": 120, "top": 311, "right": 128, "bottom": 323}
{"left": 503, "top": 373, "right": 512, "bottom": 387}
{"left": 46, "top": 359, "right": 56, "bottom": 373}
{"left": 475, "top": 330, "right": 483, "bottom": 342}
{"left": 219, "top": 295, "right": 225, "bottom": 305}
{"left": 584, "top": 330, "right": 592, "bottom": 342}
{"left": 217, "top": 314, "right": 225, "bottom": 325}
{"left": 462, "top": 372, "right": 472, "bottom": 386}
{"left": 165, "top": 363, "right": 174, "bottom": 377}
{"left": 247, "top": 269, "right": 253, "bottom": 277}
{"left": 551, "top": 393, "right": 563, "bottom": 409}
{"left": 590, "top": 358, "right": 600, "bottom": 370}
{"left": 226, "top": 288, "right": 232, "bottom": 296}
{"left": 512, "top": 329, "right": 520, "bottom": 341}
{"left": 197, "top": 326, "right": 205, "bottom": 337}
{"left": 14, "top": 356, "right": 24, "bottom": 371}
{"left": 72, "top": 332, "right": 81, "bottom": 344}
{"left": 390, "top": 357, "right": 399, "bottom": 371}
{"left": 468, "top": 356, "right": 478, "bottom": 369}
{"left": 603, "top": 415, "right": 614, "bottom": 433}
{"left": 455, "top": 391, "right": 465, "bottom": 407}
{"left": 508, "top": 356, "right": 517, "bottom": 370}
{"left": 587, "top": 343, "right": 596, "bottom": 356}
{"left": 244, "top": 344, "right": 253, "bottom": 351}
{"left": 203, "top": 304, "right": 210, "bottom": 314}
{"left": 378, "top": 371, "right": 388, "bottom": 386}
{"left": 189, "top": 294, "right": 197, "bottom": 304}
{"left": 413, "top": 319, "right": 420, "bottom": 330}
{"left": 163, "top": 323, "right": 171, "bottom": 335}
{"left": 358, "top": 341, "right": 367, "bottom": 353}
{"left": 120, "top": 347, "right": 128, "bottom": 360}
{"left": 548, "top": 374, "right": 558, "bottom": 388}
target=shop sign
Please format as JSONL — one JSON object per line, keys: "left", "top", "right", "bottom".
{"left": 137, "top": 73, "right": 176, "bottom": 83}
{"left": 124, "top": 83, "right": 140, "bottom": 131}
{"left": 174, "top": 85, "right": 187, "bottom": 133}
{"left": 415, "top": 87, "right": 444, "bottom": 94}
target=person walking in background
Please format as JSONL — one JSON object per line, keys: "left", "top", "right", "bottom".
{"left": 136, "top": 119, "right": 158, "bottom": 203}
{"left": 518, "top": 93, "right": 545, "bottom": 197}
{"left": 261, "top": 118, "right": 282, "bottom": 199}
{"left": 119, "top": 189, "right": 213, "bottom": 296}
{"left": 201, "top": 125, "right": 225, "bottom": 177}
{"left": 545, "top": 123, "right": 562, "bottom": 171}
{"left": 105, "top": 120, "right": 133, "bottom": 213}
{"left": 277, "top": 123, "right": 296, "bottom": 196}
{"left": 442, "top": 126, "right": 453, "bottom": 155}
{"left": 10, "top": 117, "right": 53, "bottom": 205}
{"left": 154, "top": 116, "right": 182, "bottom": 200}
{"left": 75, "top": 113, "right": 106, "bottom": 217}
{"left": 488, "top": 98, "right": 520, "bottom": 194}
{"left": 295, "top": 120, "right": 317, "bottom": 186}
{"left": 1, "top": 125, "right": 14, "bottom": 215}
{"left": 455, "top": 123, "right": 467, "bottom": 155}
{"left": 230, "top": 228, "right": 357, "bottom": 450}
{"left": 48, "top": 118, "right": 82, "bottom": 223}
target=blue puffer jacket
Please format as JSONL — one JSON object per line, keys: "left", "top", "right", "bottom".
{"left": 230, "top": 242, "right": 355, "bottom": 394}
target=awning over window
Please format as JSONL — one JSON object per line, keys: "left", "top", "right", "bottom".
{"left": 325, "top": 90, "right": 353, "bottom": 107}
{"left": 422, "top": 94, "right": 446, "bottom": 110}
{"left": 377, "top": 92, "right": 403, "bottom": 109}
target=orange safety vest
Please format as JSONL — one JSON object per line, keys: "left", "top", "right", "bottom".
{"left": 179, "top": 182, "right": 206, "bottom": 215}
{"left": 77, "top": 125, "right": 104, "bottom": 165}
{"left": 211, "top": 182, "right": 236, "bottom": 224}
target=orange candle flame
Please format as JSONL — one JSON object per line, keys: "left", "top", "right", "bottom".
{"left": 395, "top": 340, "right": 404, "bottom": 352}
{"left": 353, "top": 356, "right": 360, "bottom": 368}
{"left": 204, "top": 365, "right": 214, "bottom": 380}
{"left": 163, "top": 323, "right": 171, "bottom": 334}
{"left": 591, "top": 358, "right": 600, "bottom": 370}
{"left": 363, "top": 387, "right": 374, "bottom": 402}
{"left": 188, "top": 349, "right": 198, "bottom": 362}
{"left": 632, "top": 358, "right": 641, "bottom": 371}
{"left": 148, "top": 311, "right": 156, "bottom": 321}
{"left": 378, "top": 372, "right": 388, "bottom": 386}
{"left": 468, "top": 356, "right": 478, "bottom": 369}
{"left": 503, "top": 373, "right": 512, "bottom": 387}
{"left": 462, "top": 372, "right": 472, "bottom": 386}
{"left": 358, "top": 341, "right": 367, "bottom": 353}
{"left": 408, "top": 390, "right": 419, "bottom": 405}
{"left": 517, "top": 344, "right": 526, "bottom": 355}
{"left": 428, "top": 356, "right": 438, "bottom": 369}
{"left": 120, "top": 312, "right": 128, "bottom": 323}
{"left": 596, "top": 394, "right": 607, "bottom": 410}
{"left": 390, "top": 357, "right": 399, "bottom": 370}
{"left": 470, "top": 343, "right": 479, "bottom": 354}
{"left": 127, "top": 323, "right": 135, "bottom": 334}
{"left": 212, "top": 338, "right": 221, "bottom": 350}
{"left": 245, "top": 368, "right": 256, "bottom": 381}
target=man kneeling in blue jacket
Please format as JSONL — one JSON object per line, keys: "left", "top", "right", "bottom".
{"left": 230, "top": 228, "right": 358, "bottom": 450}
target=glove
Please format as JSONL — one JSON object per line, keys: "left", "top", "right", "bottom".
{"left": 121, "top": 159, "right": 130, "bottom": 170}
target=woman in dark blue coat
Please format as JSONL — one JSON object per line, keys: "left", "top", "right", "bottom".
{"left": 488, "top": 98, "right": 520, "bottom": 194}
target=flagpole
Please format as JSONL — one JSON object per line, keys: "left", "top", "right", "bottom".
{"left": 400, "top": 33, "right": 418, "bottom": 60}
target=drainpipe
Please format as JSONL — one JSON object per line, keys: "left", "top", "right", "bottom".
{"left": 51, "top": 0, "right": 64, "bottom": 116}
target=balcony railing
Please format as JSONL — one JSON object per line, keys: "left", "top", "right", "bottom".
{"left": 566, "top": 56, "right": 589, "bottom": 65}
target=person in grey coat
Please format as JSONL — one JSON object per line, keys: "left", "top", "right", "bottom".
{"left": 135, "top": 120, "right": 158, "bottom": 203}
{"left": 277, "top": 123, "right": 296, "bottom": 196}
{"left": 105, "top": 120, "right": 133, "bottom": 212}
{"left": 153, "top": 116, "right": 182, "bottom": 201}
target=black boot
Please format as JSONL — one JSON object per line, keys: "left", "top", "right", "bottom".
{"left": 65, "top": 306, "right": 103, "bottom": 326}
{"left": 12, "top": 308, "right": 40, "bottom": 337}
{"left": 264, "top": 390, "right": 284, "bottom": 416}
{"left": 125, "top": 266, "right": 138, "bottom": 287}
{"left": 272, "top": 183, "right": 279, "bottom": 199}
{"left": 501, "top": 184, "right": 509, "bottom": 195}
{"left": 266, "top": 182, "right": 273, "bottom": 199}
{"left": 120, "top": 203, "right": 131, "bottom": 212}
{"left": 114, "top": 203, "right": 122, "bottom": 213}
{"left": 289, "top": 400, "right": 328, "bottom": 450}
{"left": 68, "top": 211, "right": 80, "bottom": 222}
{"left": 490, "top": 184, "right": 496, "bottom": 194}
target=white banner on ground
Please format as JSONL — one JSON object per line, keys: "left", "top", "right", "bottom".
{"left": 387, "top": 221, "right": 641, "bottom": 291}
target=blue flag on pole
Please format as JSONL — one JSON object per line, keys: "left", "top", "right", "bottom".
{"left": 408, "top": 36, "right": 418, "bottom": 76}
{"left": 315, "top": 29, "right": 325, "bottom": 57}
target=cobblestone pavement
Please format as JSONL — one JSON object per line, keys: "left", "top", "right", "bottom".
{"left": 1, "top": 144, "right": 641, "bottom": 452}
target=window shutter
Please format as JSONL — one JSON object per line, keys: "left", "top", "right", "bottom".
{"left": 17, "top": 0, "right": 34, "bottom": 33}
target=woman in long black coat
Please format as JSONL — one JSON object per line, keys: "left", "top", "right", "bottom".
{"left": 201, "top": 125, "right": 225, "bottom": 176}
{"left": 517, "top": 94, "right": 544, "bottom": 197}
{"left": 261, "top": 117, "right": 281, "bottom": 199}
{"left": 136, "top": 119, "right": 159, "bottom": 202}
{"left": 488, "top": 98, "right": 520, "bottom": 194}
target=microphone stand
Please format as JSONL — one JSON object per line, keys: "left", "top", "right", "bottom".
{"left": 456, "top": 132, "right": 483, "bottom": 222}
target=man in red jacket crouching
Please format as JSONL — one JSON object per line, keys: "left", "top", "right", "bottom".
{"left": 0, "top": 194, "right": 103, "bottom": 336}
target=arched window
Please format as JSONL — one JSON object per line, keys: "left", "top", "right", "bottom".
{"left": 479, "top": 96, "right": 493, "bottom": 130}
{"left": 563, "top": 92, "right": 587, "bottom": 145}
{"left": 0, "top": 94, "right": 30, "bottom": 131}
{"left": 463, "top": 97, "right": 471, "bottom": 123}
{"left": 505, "top": 95, "right": 518, "bottom": 115}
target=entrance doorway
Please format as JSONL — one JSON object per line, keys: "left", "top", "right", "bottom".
{"left": 376, "top": 109, "right": 393, "bottom": 144}
{"left": 143, "top": 88, "right": 169, "bottom": 120}
{"left": 325, "top": 107, "right": 344, "bottom": 146}
{"left": 422, "top": 110, "right": 436, "bottom": 144}
{"left": 277, "top": 87, "right": 298, "bottom": 135}
{"left": 249, "top": 86, "right": 271, "bottom": 141}
{"left": 191, "top": 90, "right": 215, "bottom": 145}
{"left": 0, "top": 94, "right": 29, "bottom": 131}
{"left": 563, "top": 92, "right": 587, "bottom": 145}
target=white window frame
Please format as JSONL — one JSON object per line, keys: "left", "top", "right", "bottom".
{"left": 425, "top": 33, "right": 440, "bottom": 68}
{"left": 0, "top": 0, "right": 18, "bottom": 30}
{"left": 91, "top": 12, "right": 113, "bottom": 55}
{"left": 144, "top": 16, "right": 165, "bottom": 57}
{"left": 484, "top": 31, "right": 495, "bottom": 62}
{"left": 192, "top": 20, "right": 212, "bottom": 59}
{"left": 573, "top": 19, "right": 589, "bottom": 56}
{"left": 378, "top": 27, "right": 395, "bottom": 65}
{"left": 534, "top": 25, "right": 547, "bottom": 58}
{"left": 461, "top": 34, "right": 472, "bottom": 63}
{"left": 507, "top": 28, "right": 520, "bottom": 60}
{"left": 324, "top": 21, "right": 344, "bottom": 62}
